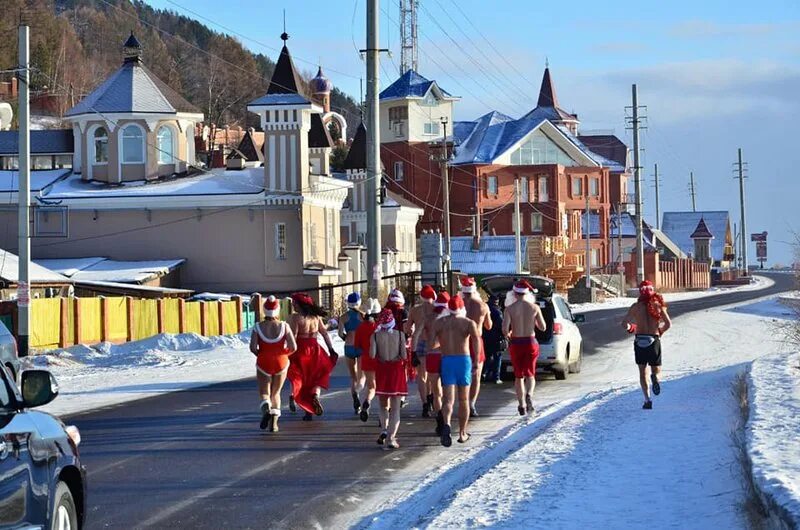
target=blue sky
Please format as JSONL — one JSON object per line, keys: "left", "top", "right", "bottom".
{"left": 145, "top": 0, "right": 800, "bottom": 265}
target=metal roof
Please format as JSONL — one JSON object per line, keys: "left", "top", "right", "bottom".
{"left": 0, "top": 129, "right": 74, "bottom": 155}
{"left": 379, "top": 69, "right": 454, "bottom": 100}
{"left": 0, "top": 248, "right": 71, "bottom": 284}
{"left": 661, "top": 211, "right": 731, "bottom": 261}
{"left": 450, "top": 235, "right": 528, "bottom": 275}
{"left": 578, "top": 134, "right": 628, "bottom": 171}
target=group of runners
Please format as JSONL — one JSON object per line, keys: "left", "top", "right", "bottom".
{"left": 249, "top": 277, "right": 672, "bottom": 445}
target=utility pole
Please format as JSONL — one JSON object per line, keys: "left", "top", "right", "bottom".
{"left": 629, "top": 84, "right": 645, "bottom": 284}
{"left": 735, "top": 148, "right": 749, "bottom": 275}
{"left": 689, "top": 171, "right": 697, "bottom": 212}
{"left": 617, "top": 205, "right": 624, "bottom": 292}
{"left": 17, "top": 25, "right": 31, "bottom": 357}
{"left": 364, "top": 0, "right": 383, "bottom": 299}
{"left": 514, "top": 177, "right": 522, "bottom": 274}
{"left": 653, "top": 163, "right": 660, "bottom": 230}
{"left": 440, "top": 117, "right": 451, "bottom": 274}
{"left": 584, "top": 187, "right": 591, "bottom": 289}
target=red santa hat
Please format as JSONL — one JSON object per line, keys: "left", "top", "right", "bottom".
{"left": 377, "top": 309, "right": 396, "bottom": 330}
{"left": 263, "top": 295, "right": 280, "bottom": 318}
{"left": 513, "top": 280, "right": 537, "bottom": 294}
{"left": 448, "top": 294, "right": 467, "bottom": 317}
{"left": 434, "top": 291, "right": 451, "bottom": 313}
{"left": 460, "top": 276, "right": 477, "bottom": 294}
{"left": 639, "top": 280, "right": 655, "bottom": 296}
{"left": 419, "top": 284, "right": 436, "bottom": 300}
{"left": 388, "top": 289, "right": 405, "bottom": 305}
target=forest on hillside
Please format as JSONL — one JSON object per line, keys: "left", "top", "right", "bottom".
{"left": 0, "top": 0, "right": 361, "bottom": 136}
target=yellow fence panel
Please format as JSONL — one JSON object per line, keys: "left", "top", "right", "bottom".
{"left": 79, "top": 298, "right": 102, "bottom": 345}
{"left": 163, "top": 299, "right": 181, "bottom": 334}
{"left": 184, "top": 302, "right": 201, "bottom": 335}
{"left": 221, "top": 301, "right": 238, "bottom": 334}
{"left": 31, "top": 299, "right": 61, "bottom": 349}
{"left": 206, "top": 303, "right": 220, "bottom": 336}
{"left": 134, "top": 299, "right": 158, "bottom": 341}
{"left": 64, "top": 299, "right": 74, "bottom": 346}
{"left": 106, "top": 298, "right": 128, "bottom": 342}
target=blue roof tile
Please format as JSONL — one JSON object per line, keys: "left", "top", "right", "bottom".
{"left": 661, "top": 211, "right": 731, "bottom": 261}
{"left": 450, "top": 235, "right": 527, "bottom": 275}
{"left": 0, "top": 129, "right": 74, "bottom": 155}
{"left": 379, "top": 70, "right": 453, "bottom": 100}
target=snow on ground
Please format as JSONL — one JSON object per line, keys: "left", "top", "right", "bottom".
{"left": 29, "top": 330, "right": 346, "bottom": 417}
{"left": 748, "top": 351, "right": 800, "bottom": 525}
{"left": 571, "top": 274, "right": 774, "bottom": 313}
{"left": 357, "top": 294, "right": 797, "bottom": 529}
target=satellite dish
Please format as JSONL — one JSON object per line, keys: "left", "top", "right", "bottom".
{"left": 0, "top": 103, "right": 12, "bottom": 131}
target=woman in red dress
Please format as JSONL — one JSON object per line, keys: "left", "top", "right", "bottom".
{"left": 369, "top": 309, "right": 408, "bottom": 449}
{"left": 250, "top": 296, "right": 297, "bottom": 432}
{"left": 286, "top": 293, "right": 338, "bottom": 421}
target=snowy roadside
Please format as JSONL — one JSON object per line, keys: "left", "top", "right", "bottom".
{"left": 747, "top": 351, "right": 800, "bottom": 527}
{"left": 26, "top": 331, "right": 346, "bottom": 417}
{"left": 354, "top": 294, "right": 797, "bottom": 529}
{"left": 571, "top": 274, "right": 774, "bottom": 313}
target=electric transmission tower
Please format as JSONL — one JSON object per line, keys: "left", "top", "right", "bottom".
{"left": 399, "top": 0, "right": 418, "bottom": 74}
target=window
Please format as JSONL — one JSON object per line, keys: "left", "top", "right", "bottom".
{"left": 481, "top": 219, "right": 490, "bottom": 234}
{"left": 520, "top": 178, "right": 529, "bottom": 201}
{"left": 487, "top": 175, "right": 498, "bottom": 195}
{"left": 292, "top": 110, "right": 297, "bottom": 121}
{"left": 275, "top": 223, "right": 287, "bottom": 260}
{"left": 538, "top": 176, "right": 548, "bottom": 202}
{"left": 283, "top": 110, "right": 289, "bottom": 122}
{"left": 571, "top": 177, "right": 583, "bottom": 197}
{"left": 423, "top": 122, "right": 440, "bottom": 136}
{"left": 394, "top": 161, "right": 404, "bottom": 181}
{"left": 93, "top": 127, "right": 108, "bottom": 164}
{"left": 590, "top": 178, "right": 599, "bottom": 197}
{"left": 357, "top": 232, "right": 366, "bottom": 245}
{"left": 32, "top": 155, "right": 53, "bottom": 170}
{"left": 531, "top": 212, "right": 543, "bottom": 232}
{"left": 591, "top": 248, "right": 601, "bottom": 267}
{"left": 327, "top": 211, "right": 336, "bottom": 259}
{"left": 393, "top": 121, "right": 405, "bottom": 137}
{"left": 157, "top": 126, "right": 174, "bottom": 165}
{"left": 421, "top": 91, "right": 437, "bottom": 107}
{"left": 309, "top": 222, "right": 318, "bottom": 260}
{"left": 121, "top": 124, "right": 144, "bottom": 164}
{"left": 510, "top": 129, "right": 576, "bottom": 166}
{"left": 54, "top": 155, "right": 72, "bottom": 169}
{"left": 388, "top": 106, "right": 408, "bottom": 121}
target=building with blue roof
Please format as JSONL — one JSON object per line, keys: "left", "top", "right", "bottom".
{"left": 661, "top": 211, "right": 735, "bottom": 267}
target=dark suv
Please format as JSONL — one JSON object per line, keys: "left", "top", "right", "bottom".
{"left": 0, "top": 365, "right": 86, "bottom": 529}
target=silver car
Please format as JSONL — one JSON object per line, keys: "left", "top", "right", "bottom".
{"left": 0, "top": 320, "right": 19, "bottom": 383}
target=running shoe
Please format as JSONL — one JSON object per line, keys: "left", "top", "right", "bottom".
{"left": 642, "top": 400, "right": 653, "bottom": 410}
{"left": 360, "top": 400, "right": 370, "bottom": 422}
{"left": 495, "top": 379, "right": 503, "bottom": 385}
{"left": 422, "top": 402, "right": 431, "bottom": 418}
{"left": 440, "top": 424, "right": 452, "bottom": 447}
{"left": 289, "top": 396, "right": 296, "bottom": 413}
{"left": 260, "top": 402, "right": 270, "bottom": 430}
{"left": 312, "top": 395, "right": 324, "bottom": 416}
{"left": 651, "top": 374, "right": 661, "bottom": 396}
{"left": 377, "top": 431, "right": 387, "bottom": 445}
{"left": 400, "top": 398, "right": 408, "bottom": 409}
{"left": 435, "top": 411, "right": 444, "bottom": 436}
{"left": 525, "top": 394, "right": 534, "bottom": 414}
{"left": 352, "top": 391, "right": 361, "bottom": 413}
{"left": 269, "top": 414, "right": 279, "bottom": 433}
{"left": 302, "top": 412, "right": 313, "bottom": 421}
{"left": 517, "top": 405, "right": 526, "bottom": 416}
{"left": 427, "top": 394, "right": 434, "bottom": 407}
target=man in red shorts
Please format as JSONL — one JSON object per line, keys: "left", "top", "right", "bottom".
{"left": 461, "top": 276, "right": 492, "bottom": 417}
{"left": 420, "top": 291, "right": 450, "bottom": 435}
{"left": 502, "top": 280, "right": 546, "bottom": 415}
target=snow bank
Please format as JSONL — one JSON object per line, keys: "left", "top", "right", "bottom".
{"left": 747, "top": 352, "right": 800, "bottom": 527}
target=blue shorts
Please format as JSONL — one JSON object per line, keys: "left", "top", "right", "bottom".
{"left": 344, "top": 345, "right": 360, "bottom": 359}
{"left": 440, "top": 355, "right": 472, "bottom": 387}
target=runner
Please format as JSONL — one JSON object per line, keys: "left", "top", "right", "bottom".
{"left": 432, "top": 295, "right": 481, "bottom": 447}
{"left": 250, "top": 296, "right": 297, "bottom": 432}
{"left": 482, "top": 295, "right": 506, "bottom": 384}
{"left": 355, "top": 298, "right": 382, "bottom": 421}
{"left": 461, "top": 277, "right": 492, "bottom": 417}
{"left": 384, "top": 289, "right": 410, "bottom": 409}
{"left": 423, "top": 291, "right": 450, "bottom": 435}
{"left": 621, "top": 280, "right": 672, "bottom": 409}
{"left": 406, "top": 285, "right": 436, "bottom": 417}
{"left": 286, "top": 293, "right": 338, "bottom": 421}
{"left": 502, "top": 280, "right": 546, "bottom": 416}
{"left": 340, "top": 292, "right": 365, "bottom": 413}
{"left": 369, "top": 309, "right": 408, "bottom": 449}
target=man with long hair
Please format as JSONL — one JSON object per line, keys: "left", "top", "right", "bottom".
{"left": 622, "top": 280, "right": 672, "bottom": 409}
{"left": 286, "top": 293, "right": 338, "bottom": 421}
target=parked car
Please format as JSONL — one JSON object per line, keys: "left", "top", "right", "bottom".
{"left": 0, "top": 364, "right": 86, "bottom": 529}
{"left": 481, "top": 275, "right": 585, "bottom": 380}
{"left": 0, "top": 319, "right": 20, "bottom": 384}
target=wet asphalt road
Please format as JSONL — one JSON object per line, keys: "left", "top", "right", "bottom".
{"left": 69, "top": 273, "right": 793, "bottom": 529}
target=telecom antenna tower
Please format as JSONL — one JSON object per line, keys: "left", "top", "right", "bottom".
{"left": 399, "top": 0, "right": 418, "bottom": 74}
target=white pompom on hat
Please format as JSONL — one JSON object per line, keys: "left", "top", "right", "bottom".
{"left": 264, "top": 295, "right": 280, "bottom": 318}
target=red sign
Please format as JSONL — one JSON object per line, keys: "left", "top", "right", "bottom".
{"left": 751, "top": 232, "right": 768, "bottom": 242}
{"left": 17, "top": 281, "right": 30, "bottom": 307}
{"left": 756, "top": 241, "right": 767, "bottom": 260}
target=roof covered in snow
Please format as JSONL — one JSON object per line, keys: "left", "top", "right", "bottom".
{"left": 0, "top": 249, "right": 71, "bottom": 284}
{"left": 450, "top": 235, "right": 528, "bottom": 275}
{"left": 379, "top": 70, "right": 456, "bottom": 101}
{"left": 35, "top": 257, "right": 185, "bottom": 284}
{"left": 0, "top": 129, "right": 74, "bottom": 155}
{"left": 661, "top": 211, "right": 732, "bottom": 261}
{"left": 0, "top": 169, "right": 70, "bottom": 193}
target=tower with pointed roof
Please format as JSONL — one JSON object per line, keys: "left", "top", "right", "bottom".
{"left": 522, "top": 66, "right": 580, "bottom": 135}
{"left": 690, "top": 216, "right": 714, "bottom": 263}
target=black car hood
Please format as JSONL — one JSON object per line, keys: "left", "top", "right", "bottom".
{"left": 480, "top": 275, "right": 554, "bottom": 299}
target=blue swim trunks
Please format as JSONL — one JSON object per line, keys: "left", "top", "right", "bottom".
{"left": 344, "top": 345, "right": 360, "bottom": 359}
{"left": 440, "top": 355, "right": 472, "bottom": 387}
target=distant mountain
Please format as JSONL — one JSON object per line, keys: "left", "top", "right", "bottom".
{"left": 0, "top": 0, "right": 361, "bottom": 137}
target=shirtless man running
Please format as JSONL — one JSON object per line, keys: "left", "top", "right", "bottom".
{"left": 621, "top": 280, "right": 672, "bottom": 409}
{"left": 406, "top": 285, "right": 436, "bottom": 417}
{"left": 503, "top": 280, "right": 546, "bottom": 415}
{"left": 433, "top": 294, "right": 481, "bottom": 446}
{"left": 460, "top": 277, "right": 492, "bottom": 417}
{"left": 421, "top": 291, "right": 450, "bottom": 435}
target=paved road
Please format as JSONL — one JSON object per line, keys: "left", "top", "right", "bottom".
{"left": 71, "top": 274, "right": 793, "bottom": 529}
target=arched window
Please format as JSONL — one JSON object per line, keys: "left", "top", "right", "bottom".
{"left": 93, "top": 127, "right": 108, "bottom": 163}
{"left": 157, "top": 125, "right": 174, "bottom": 164}
{"left": 120, "top": 124, "right": 145, "bottom": 164}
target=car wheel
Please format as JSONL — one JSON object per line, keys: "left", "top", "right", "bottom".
{"left": 569, "top": 345, "right": 582, "bottom": 374}
{"left": 554, "top": 367, "right": 567, "bottom": 380}
{"left": 50, "top": 481, "right": 78, "bottom": 530}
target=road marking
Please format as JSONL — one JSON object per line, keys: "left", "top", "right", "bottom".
{"left": 205, "top": 415, "right": 247, "bottom": 428}
{"left": 139, "top": 448, "right": 309, "bottom": 528}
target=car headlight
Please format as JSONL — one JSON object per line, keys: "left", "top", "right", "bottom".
{"left": 65, "top": 425, "right": 81, "bottom": 447}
